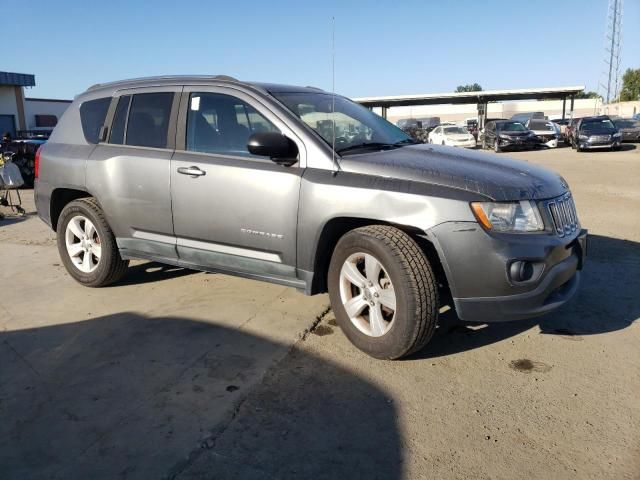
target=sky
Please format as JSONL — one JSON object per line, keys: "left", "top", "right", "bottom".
{"left": 4, "top": 0, "right": 639, "bottom": 100}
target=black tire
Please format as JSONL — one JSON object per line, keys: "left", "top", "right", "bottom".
{"left": 56, "top": 198, "right": 129, "bottom": 287}
{"left": 441, "top": 141, "right": 445, "bottom": 146}
{"left": 328, "top": 225, "right": 438, "bottom": 359}
{"left": 494, "top": 139, "right": 501, "bottom": 153}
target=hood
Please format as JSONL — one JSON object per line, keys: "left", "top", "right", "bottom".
{"left": 581, "top": 127, "right": 617, "bottom": 135}
{"left": 339, "top": 144, "right": 568, "bottom": 201}
{"left": 497, "top": 130, "right": 531, "bottom": 137}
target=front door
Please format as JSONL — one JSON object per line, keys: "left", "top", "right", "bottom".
{"left": 170, "top": 87, "right": 304, "bottom": 281}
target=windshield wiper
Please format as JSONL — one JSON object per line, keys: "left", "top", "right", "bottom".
{"left": 394, "top": 138, "right": 420, "bottom": 145}
{"left": 336, "top": 142, "right": 397, "bottom": 155}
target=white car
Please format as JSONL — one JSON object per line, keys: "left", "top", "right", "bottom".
{"left": 525, "top": 119, "right": 560, "bottom": 148}
{"left": 428, "top": 125, "right": 477, "bottom": 148}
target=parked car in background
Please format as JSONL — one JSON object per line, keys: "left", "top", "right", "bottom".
{"left": 428, "top": 125, "right": 476, "bottom": 148}
{"left": 551, "top": 118, "right": 570, "bottom": 139}
{"left": 397, "top": 118, "right": 421, "bottom": 129}
{"left": 416, "top": 117, "right": 441, "bottom": 133}
{"left": 612, "top": 118, "right": 640, "bottom": 142}
{"left": 481, "top": 120, "right": 539, "bottom": 152}
{"left": 465, "top": 118, "right": 479, "bottom": 139}
{"left": 565, "top": 117, "right": 582, "bottom": 146}
{"left": 632, "top": 113, "right": 640, "bottom": 121}
{"left": 524, "top": 119, "right": 560, "bottom": 148}
{"left": 511, "top": 112, "right": 545, "bottom": 124}
{"left": 34, "top": 75, "right": 587, "bottom": 359}
{"left": 477, "top": 118, "right": 507, "bottom": 144}
{"left": 571, "top": 116, "right": 621, "bottom": 152}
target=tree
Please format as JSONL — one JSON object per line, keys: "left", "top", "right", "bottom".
{"left": 455, "top": 83, "right": 483, "bottom": 93}
{"left": 619, "top": 68, "right": 640, "bottom": 102}
{"left": 575, "top": 91, "right": 601, "bottom": 99}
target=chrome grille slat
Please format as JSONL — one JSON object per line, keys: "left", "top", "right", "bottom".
{"left": 546, "top": 193, "right": 579, "bottom": 238}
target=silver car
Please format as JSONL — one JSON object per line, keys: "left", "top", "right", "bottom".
{"left": 34, "top": 76, "right": 587, "bottom": 359}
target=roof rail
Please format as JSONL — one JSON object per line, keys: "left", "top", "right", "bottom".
{"left": 87, "top": 75, "right": 241, "bottom": 92}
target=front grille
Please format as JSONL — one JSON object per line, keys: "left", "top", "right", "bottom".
{"left": 547, "top": 193, "right": 579, "bottom": 237}
{"left": 591, "top": 134, "right": 610, "bottom": 142}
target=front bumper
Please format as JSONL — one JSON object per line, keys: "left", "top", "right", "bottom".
{"left": 498, "top": 137, "right": 538, "bottom": 150}
{"left": 428, "top": 222, "right": 587, "bottom": 323}
{"left": 579, "top": 136, "right": 621, "bottom": 150}
{"left": 446, "top": 139, "right": 477, "bottom": 148}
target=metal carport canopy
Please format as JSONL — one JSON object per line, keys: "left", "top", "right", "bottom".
{"left": 353, "top": 86, "right": 585, "bottom": 108}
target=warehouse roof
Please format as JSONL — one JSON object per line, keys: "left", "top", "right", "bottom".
{"left": 0, "top": 71, "right": 36, "bottom": 87}
{"left": 354, "top": 86, "right": 586, "bottom": 108}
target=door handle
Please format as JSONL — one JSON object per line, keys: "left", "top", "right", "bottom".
{"left": 177, "top": 166, "right": 206, "bottom": 177}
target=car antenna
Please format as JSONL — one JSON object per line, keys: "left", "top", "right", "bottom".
{"left": 331, "top": 16, "right": 339, "bottom": 176}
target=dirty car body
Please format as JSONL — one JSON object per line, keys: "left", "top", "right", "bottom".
{"left": 35, "top": 76, "right": 586, "bottom": 334}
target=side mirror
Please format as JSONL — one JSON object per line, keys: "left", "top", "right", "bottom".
{"left": 247, "top": 132, "right": 298, "bottom": 166}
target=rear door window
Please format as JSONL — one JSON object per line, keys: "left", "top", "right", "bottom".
{"left": 125, "top": 92, "right": 174, "bottom": 148}
{"left": 79, "top": 97, "right": 111, "bottom": 144}
{"left": 109, "top": 95, "right": 131, "bottom": 145}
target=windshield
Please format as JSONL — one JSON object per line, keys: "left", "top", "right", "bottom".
{"left": 498, "top": 122, "right": 527, "bottom": 132}
{"left": 271, "top": 92, "right": 412, "bottom": 154}
{"left": 581, "top": 119, "right": 615, "bottom": 131}
{"left": 614, "top": 120, "right": 638, "bottom": 129}
{"left": 529, "top": 120, "right": 555, "bottom": 131}
{"left": 444, "top": 127, "right": 468, "bottom": 135}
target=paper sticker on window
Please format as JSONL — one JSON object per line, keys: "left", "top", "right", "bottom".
{"left": 191, "top": 96, "right": 201, "bottom": 111}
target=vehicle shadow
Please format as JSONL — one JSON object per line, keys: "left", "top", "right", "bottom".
{"left": 0, "top": 215, "right": 28, "bottom": 226}
{"left": 618, "top": 143, "right": 637, "bottom": 151}
{"left": 113, "top": 261, "right": 197, "bottom": 286}
{"left": 411, "top": 234, "right": 640, "bottom": 360}
{"left": 0, "top": 313, "right": 402, "bottom": 480}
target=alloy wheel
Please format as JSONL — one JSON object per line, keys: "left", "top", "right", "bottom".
{"left": 65, "top": 215, "right": 102, "bottom": 273}
{"left": 339, "top": 252, "right": 396, "bottom": 337}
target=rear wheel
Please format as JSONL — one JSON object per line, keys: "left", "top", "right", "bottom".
{"left": 328, "top": 225, "right": 438, "bottom": 359}
{"left": 57, "top": 198, "right": 129, "bottom": 287}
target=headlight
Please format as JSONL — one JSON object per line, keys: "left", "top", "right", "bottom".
{"left": 471, "top": 201, "right": 544, "bottom": 232}
{"left": 498, "top": 134, "right": 510, "bottom": 140}
{"left": 579, "top": 134, "right": 589, "bottom": 140}
{"left": 613, "top": 132, "right": 621, "bottom": 138}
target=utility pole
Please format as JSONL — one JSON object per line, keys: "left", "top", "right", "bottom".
{"left": 600, "top": 0, "right": 623, "bottom": 104}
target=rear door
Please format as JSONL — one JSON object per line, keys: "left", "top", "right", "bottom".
{"left": 170, "top": 86, "right": 305, "bottom": 282}
{"left": 87, "top": 86, "right": 181, "bottom": 260}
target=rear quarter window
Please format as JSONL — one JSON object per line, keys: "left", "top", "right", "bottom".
{"left": 79, "top": 97, "right": 111, "bottom": 144}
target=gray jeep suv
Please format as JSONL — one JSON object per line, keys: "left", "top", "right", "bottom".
{"left": 34, "top": 76, "right": 587, "bottom": 359}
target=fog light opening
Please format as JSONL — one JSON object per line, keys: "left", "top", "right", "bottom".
{"left": 509, "top": 260, "right": 535, "bottom": 283}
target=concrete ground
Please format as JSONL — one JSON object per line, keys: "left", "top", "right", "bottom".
{"left": 1, "top": 144, "right": 638, "bottom": 479}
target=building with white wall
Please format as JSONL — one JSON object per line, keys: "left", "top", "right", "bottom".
{"left": 0, "top": 71, "right": 71, "bottom": 138}
{"left": 24, "top": 98, "right": 72, "bottom": 131}
{"left": 0, "top": 72, "right": 32, "bottom": 137}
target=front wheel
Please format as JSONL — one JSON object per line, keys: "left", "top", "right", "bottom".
{"left": 328, "top": 225, "right": 438, "bottom": 359}
{"left": 57, "top": 198, "right": 129, "bottom": 287}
